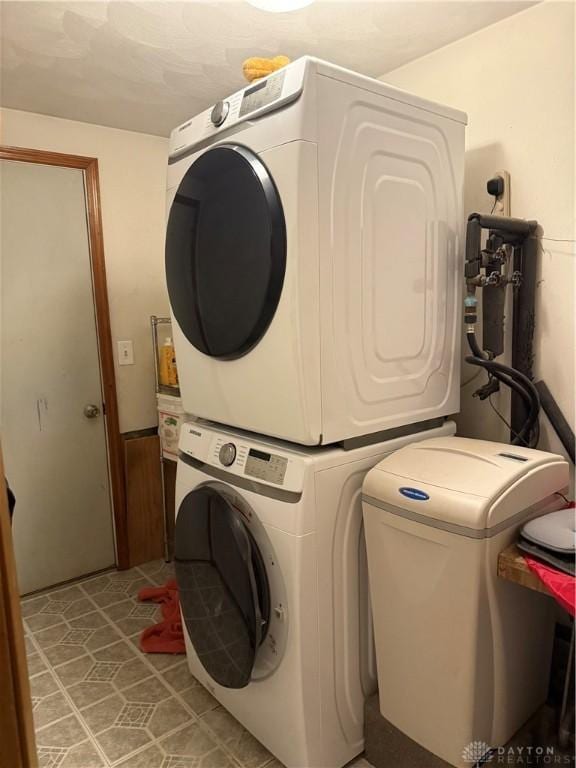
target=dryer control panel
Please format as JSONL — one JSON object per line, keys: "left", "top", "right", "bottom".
{"left": 239, "top": 72, "right": 285, "bottom": 117}
{"left": 168, "top": 58, "right": 308, "bottom": 162}
{"left": 178, "top": 422, "right": 305, "bottom": 492}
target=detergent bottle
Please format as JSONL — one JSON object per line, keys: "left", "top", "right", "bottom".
{"left": 159, "top": 337, "right": 176, "bottom": 387}
{"left": 168, "top": 342, "right": 179, "bottom": 387}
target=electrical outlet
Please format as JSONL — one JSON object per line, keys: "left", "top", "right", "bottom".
{"left": 118, "top": 340, "right": 134, "bottom": 366}
{"left": 493, "top": 170, "right": 511, "bottom": 216}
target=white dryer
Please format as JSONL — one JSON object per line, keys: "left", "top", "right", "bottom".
{"left": 166, "top": 56, "right": 466, "bottom": 446}
{"left": 174, "top": 418, "right": 456, "bottom": 767}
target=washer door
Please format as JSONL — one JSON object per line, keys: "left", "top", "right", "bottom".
{"left": 165, "top": 144, "right": 287, "bottom": 360}
{"left": 175, "top": 486, "right": 271, "bottom": 689}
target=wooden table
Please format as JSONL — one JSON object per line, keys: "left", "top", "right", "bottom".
{"left": 498, "top": 543, "right": 575, "bottom": 748}
{"left": 497, "top": 544, "right": 551, "bottom": 595}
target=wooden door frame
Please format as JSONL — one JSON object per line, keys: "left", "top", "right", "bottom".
{"left": 0, "top": 448, "right": 37, "bottom": 768}
{"left": 0, "top": 145, "right": 129, "bottom": 569}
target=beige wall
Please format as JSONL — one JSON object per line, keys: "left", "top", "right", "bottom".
{"left": 381, "top": 2, "right": 575, "bottom": 469}
{"left": 1, "top": 108, "right": 169, "bottom": 433}
{"left": 2, "top": 4, "right": 574, "bottom": 455}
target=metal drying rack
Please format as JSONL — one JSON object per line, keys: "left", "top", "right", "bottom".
{"left": 150, "top": 315, "right": 179, "bottom": 561}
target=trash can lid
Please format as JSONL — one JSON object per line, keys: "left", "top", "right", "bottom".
{"left": 362, "top": 437, "right": 568, "bottom": 533}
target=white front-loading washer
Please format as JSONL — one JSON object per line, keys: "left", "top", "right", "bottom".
{"left": 174, "top": 418, "right": 456, "bottom": 767}
{"left": 165, "top": 56, "right": 466, "bottom": 446}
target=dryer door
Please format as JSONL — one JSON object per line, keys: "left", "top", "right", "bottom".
{"left": 174, "top": 486, "right": 271, "bottom": 689}
{"left": 165, "top": 144, "right": 286, "bottom": 360}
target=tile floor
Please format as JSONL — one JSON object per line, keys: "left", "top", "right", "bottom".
{"left": 22, "top": 559, "right": 373, "bottom": 768}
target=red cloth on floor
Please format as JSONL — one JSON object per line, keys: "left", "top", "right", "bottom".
{"left": 137, "top": 578, "right": 186, "bottom": 654}
{"left": 525, "top": 557, "right": 576, "bottom": 617}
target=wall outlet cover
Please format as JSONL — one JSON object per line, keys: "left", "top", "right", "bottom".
{"left": 493, "top": 170, "right": 511, "bottom": 216}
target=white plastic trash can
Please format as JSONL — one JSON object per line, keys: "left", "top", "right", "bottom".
{"left": 362, "top": 437, "right": 569, "bottom": 768}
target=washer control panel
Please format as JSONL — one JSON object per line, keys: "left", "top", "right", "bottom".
{"left": 244, "top": 448, "right": 288, "bottom": 485}
{"left": 179, "top": 422, "right": 304, "bottom": 492}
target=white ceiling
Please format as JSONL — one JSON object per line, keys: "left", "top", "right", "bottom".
{"left": 1, "top": 0, "right": 533, "bottom": 137}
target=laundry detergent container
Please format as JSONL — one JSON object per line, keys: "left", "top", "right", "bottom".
{"left": 362, "top": 437, "right": 569, "bottom": 768}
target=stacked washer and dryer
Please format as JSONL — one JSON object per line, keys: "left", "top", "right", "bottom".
{"left": 165, "top": 57, "right": 466, "bottom": 767}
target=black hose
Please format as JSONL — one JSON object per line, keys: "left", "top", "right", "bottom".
{"left": 535, "top": 381, "right": 575, "bottom": 463}
{"left": 465, "top": 356, "right": 540, "bottom": 447}
{"left": 488, "top": 369, "right": 539, "bottom": 445}
{"left": 489, "top": 368, "right": 533, "bottom": 413}
{"left": 466, "top": 333, "right": 540, "bottom": 447}
{"left": 466, "top": 332, "right": 488, "bottom": 360}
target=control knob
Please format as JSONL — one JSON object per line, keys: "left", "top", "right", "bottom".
{"left": 219, "top": 442, "right": 236, "bottom": 467}
{"left": 210, "top": 100, "right": 230, "bottom": 126}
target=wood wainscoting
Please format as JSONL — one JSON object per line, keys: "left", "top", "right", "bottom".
{"left": 123, "top": 432, "right": 177, "bottom": 566}
{"left": 124, "top": 432, "right": 164, "bottom": 566}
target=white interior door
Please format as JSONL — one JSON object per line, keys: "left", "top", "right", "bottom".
{"left": 0, "top": 159, "right": 115, "bottom": 594}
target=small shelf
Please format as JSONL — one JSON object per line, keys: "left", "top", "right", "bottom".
{"left": 158, "top": 383, "right": 181, "bottom": 398}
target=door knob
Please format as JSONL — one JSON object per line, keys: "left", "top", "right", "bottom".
{"left": 84, "top": 404, "right": 100, "bottom": 419}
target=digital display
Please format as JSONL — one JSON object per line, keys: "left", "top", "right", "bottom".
{"left": 245, "top": 448, "right": 288, "bottom": 484}
{"left": 239, "top": 72, "right": 285, "bottom": 118}
{"left": 498, "top": 452, "right": 528, "bottom": 462}
{"left": 248, "top": 448, "right": 271, "bottom": 462}
{"left": 245, "top": 79, "right": 267, "bottom": 97}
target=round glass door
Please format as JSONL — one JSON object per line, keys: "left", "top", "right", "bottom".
{"left": 174, "top": 486, "right": 271, "bottom": 689}
{"left": 165, "top": 144, "right": 287, "bottom": 360}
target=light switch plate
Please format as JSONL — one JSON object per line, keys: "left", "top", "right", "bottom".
{"left": 118, "top": 340, "right": 134, "bottom": 366}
